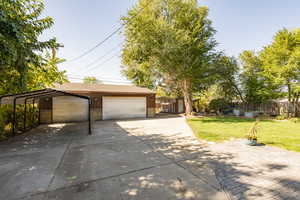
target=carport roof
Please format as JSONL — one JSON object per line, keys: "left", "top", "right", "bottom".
{"left": 53, "top": 83, "right": 156, "bottom": 94}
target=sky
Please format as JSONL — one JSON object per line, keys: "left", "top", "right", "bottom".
{"left": 41, "top": 0, "right": 300, "bottom": 84}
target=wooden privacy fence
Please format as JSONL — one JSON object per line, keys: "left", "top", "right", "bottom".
{"left": 233, "top": 101, "right": 300, "bottom": 116}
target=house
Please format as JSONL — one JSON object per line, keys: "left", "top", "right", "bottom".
{"left": 39, "top": 83, "right": 156, "bottom": 123}
{"left": 156, "top": 96, "right": 185, "bottom": 113}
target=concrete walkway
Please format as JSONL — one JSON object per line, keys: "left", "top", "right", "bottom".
{"left": 1, "top": 115, "right": 300, "bottom": 200}
{"left": 0, "top": 116, "right": 227, "bottom": 200}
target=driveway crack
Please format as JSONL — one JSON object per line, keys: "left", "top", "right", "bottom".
{"left": 46, "top": 138, "right": 73, "bottom": 191}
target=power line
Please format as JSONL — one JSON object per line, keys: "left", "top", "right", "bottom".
{"left": 67, "top": 5, "right": 147, "bottom": 62}
{"left": 77, "top": 42, "right": 122, "bottom": 73}
{"left": 80, "top": 51, "right": 121, "bottom": 74}
{"left": 68, "top": 26, "right": 123, "bottom": 62}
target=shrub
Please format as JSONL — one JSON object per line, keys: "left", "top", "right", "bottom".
{"left": 0, "top": 106, "right": 12, "bottom": 140}
{"left": 276, "top": 114, "right": 288, "bottom": 120}
{"left": 0, "top": 104, "right": 39, "bottom": 140}
{"left": 209, "top": 98, "right": 231, "bottom": 113}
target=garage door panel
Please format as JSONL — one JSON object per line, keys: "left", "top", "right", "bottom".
{"left": 103, "top": 97, "right": 146, "bottom": 120}
{"left": 178, "top": 99, "right": 184, "bottom": 113}
{"left": 53, "top": 96, "right": 88, "bottom": 123}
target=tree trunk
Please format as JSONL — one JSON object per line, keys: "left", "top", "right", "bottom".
{"left": 293, "top": 92, "right": 300, "bottom": 117}
{"left": 287, "top": 82, "right": 293, "bottom": 118}
{"left": 295, "top": 93, "right": 300, "bottom": 117}
{"left": 181, "top": 79, "right": 193, "bottom": 116}
{"left": 231, "top": 82, "right": 245, "bottom": 103}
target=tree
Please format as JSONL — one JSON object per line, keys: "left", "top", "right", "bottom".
{"left": 213, "top": 55, "right": 244, "bottom": 102}
{"left": 122, "top": 0, "right": 218, "bottom": 115}
{"left": 259, "top": 28, "right": 300, "bottom": 116}
{"left": 83, "top": 76, "right": 102, "bottom": 84}
{"left": 0, "top": 0, "right": 62, "bottom": 94}
{"left": 26, "top": 52, "right": 68, "bottom": 90}
{"left": 239, "top": 50, "right": 281, "bottom": 104}
{"left": 121, "top": 64, "right": 160, "bottom": 89}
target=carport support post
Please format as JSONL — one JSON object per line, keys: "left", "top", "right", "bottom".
{"left": 24, "top": 98, "right": 28, "bottom": 131}
{"left": 32, "top": 98, "right": 35, "bottom": 128}
{"left": 38, "top": 98, "right": 40, "bottom": 126}
{"left": 88, "top": 98, "right": 92, "bottom": 135}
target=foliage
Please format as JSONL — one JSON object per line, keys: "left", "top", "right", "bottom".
{"left": 26, "top": 54, "right": 68, "bottom": 90}
{"left": 0, "top": 0, "right": 65, "bottom": 94}
{"left": 0, "top": 108, "right": 7, "bottom": 140}
{"left": 275, "top": 114, "right": 288, "bottom": 120}
{"left": 213, "top": 55, "right": 244, "bottom": 102}
{"left": 0, "top": 104, "right": 39, "bottom": 140}
{"left": 239, "top": 29, "right": 300, "bottom": 115}
{"left": 239, "top": 50, "right": 280, "bottom": 104}
{"left": 193, "top": 85, "right": 221, "bottom": 112}
{"left": 259, "top": 28, "right": 300, "bottom": 116}
{"left": 121, "top": 0, "right": 219, "bottom": 114}
{"left": 83, "top": 76, "right": 102, "bottom": 84}
{"left": 121, "top": 63, "right": 161, "bottom": 90}
{"left": 208, "top": 98, "right": 231, "bottom": 113}
{"left": 188, "top": 116, "right": 300, "bottom": 152}
{"left": 0, "top": 105, "right": 13, "bottom": 140}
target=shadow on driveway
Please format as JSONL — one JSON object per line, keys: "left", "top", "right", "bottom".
{"left": 0, "top": 115, "right": 299, "bottom": 200}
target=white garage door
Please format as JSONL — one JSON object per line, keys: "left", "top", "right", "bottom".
{"left": 53, "top": 96, "right": 89, "bottom": 123}
{"left": 178, "top": 99, "right": 184, "bottom": 113}
{"left": 102, "top": 96, "right": 146, "bottom": 120}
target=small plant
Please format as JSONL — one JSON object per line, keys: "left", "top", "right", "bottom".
{"left": 245, "top": 119, "right": 259, "bottom": 145}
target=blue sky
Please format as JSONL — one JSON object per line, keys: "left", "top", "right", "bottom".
{"left": 41, "top": 0, "right": 300, "bottom": 83}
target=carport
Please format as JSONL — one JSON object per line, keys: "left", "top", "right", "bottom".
{"left": 0, "top": 89, "right": 92, "bottom": 136}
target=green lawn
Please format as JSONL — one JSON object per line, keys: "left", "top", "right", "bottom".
{"left": 187, "top": 116, "right": 300, "bottom": 152}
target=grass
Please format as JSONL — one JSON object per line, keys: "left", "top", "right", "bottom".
{"left": 187, "top": 116, "right": 300, "bottom": 152}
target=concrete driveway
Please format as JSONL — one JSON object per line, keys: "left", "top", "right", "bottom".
{"left": 2, "top": 115, "right": 299, "bottom": 200}
{"left": 0, "top": 115, "right": 227, "bottom": 200}
{"left": 119, "top": 116, "right": 300, "bottom": 200}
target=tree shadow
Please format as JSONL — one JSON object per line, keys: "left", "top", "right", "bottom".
{"left": 115, "top": 118, "right": 300, "bottom": 200}
{"left": 1, "top": 117, "right": 300, "bottom": 200}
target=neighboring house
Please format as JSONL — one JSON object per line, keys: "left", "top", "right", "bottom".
{"left": 156, "top": 97, "right": 185, "bottom": 114}
{"left": 39, "top": 83, "right": 156, "bottom": 123}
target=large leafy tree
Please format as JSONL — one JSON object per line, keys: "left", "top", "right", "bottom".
{"left": 260, "top": 29, "right": 300, "bottom": 112}
{"left": 122, "top": 0, "right": 218, "bottom": 114}
{"left": 0, "top": 0, "right": 65, "bottom": 94}
{"left": 239, "top": 28, "right": 300, "bottom": 116}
